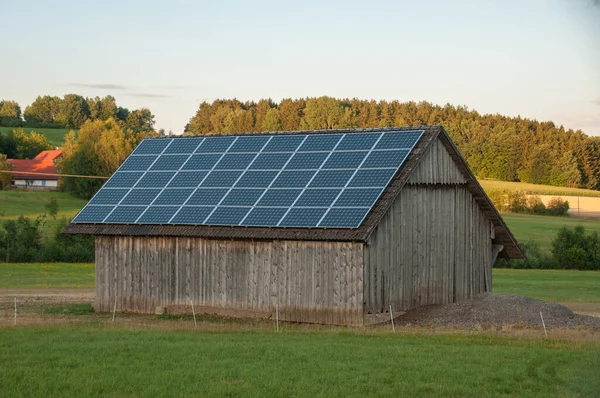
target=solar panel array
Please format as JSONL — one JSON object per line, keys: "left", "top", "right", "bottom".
{"left": 72, "top": 130, "right": 423, "bottom": 228}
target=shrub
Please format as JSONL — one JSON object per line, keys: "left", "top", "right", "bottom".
{"left": 546, "top": 197, "right": 569, "bottom": 216}
{"left": 526, "top": 195, "right": 547, "bottom": 215}
{"left": 507, "top": 190, "right": 528, "bottom": 213}
{"left": 494, "top": 239, "right": 556, "bottom": 269}
{"left": 487, "top": 189, "right": 507, "bottom": 212}
{"left": 551, "top": 225, "right": 600, "bottom": 270}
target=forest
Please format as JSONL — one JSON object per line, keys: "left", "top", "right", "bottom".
{"left": 186, "top": 97, "right": 598, "bottom": 190}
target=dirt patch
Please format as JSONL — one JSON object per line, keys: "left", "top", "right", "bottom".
{"left": 397, "top": 293, "right": 600, "bottom": 330}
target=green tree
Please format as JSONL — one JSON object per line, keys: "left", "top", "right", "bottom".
{"left": 0, "top": 154, "right": 12, "bottom": 189}
{"left": 56, "top": 94, "right": 90, "bottom": 128}
{"left": 125, "top": 108, "right": 155, "bottom": 133}
{"left": 0, "top": 100, "right": 23, "bottom": 127}
{"left": 23, "top": 95, "right": 62, "bottom": 127}
{"left": 300, "top": 97, "right": 345, "bottom": 130}
{"left": 10, "top": 128, "right": 54, "bottom": 158}
{"left": 262, "top": 108, "right": 282, "bottom": 131}
{"left": 45, "top": 196, "right": 59, "bottom": 220}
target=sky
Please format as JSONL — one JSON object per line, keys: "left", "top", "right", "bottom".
{"left": 1, "top": 0, "right": 599, "bottom": 135}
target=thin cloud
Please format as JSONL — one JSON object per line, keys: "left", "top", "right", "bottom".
{"left": 68, "top": 82, "right": 128, "bottom": 90}
{"left": 126, "top": 92, "right": 171, "bottom": 99}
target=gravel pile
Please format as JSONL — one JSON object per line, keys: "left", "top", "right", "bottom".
{"left": 396, "top": 293, "right": 600, "bottom": 330}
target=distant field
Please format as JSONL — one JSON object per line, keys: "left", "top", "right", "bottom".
{"left": 0, "top": 263, "right": 94, "bottom": 288}
{"left": 501, "top": 213, "right": 600, "bottom": 254}
{"left": 0, "top": 126, "right": 74, "bottom": 147}
{"left": 0, "top": 190, "right": 86, "bottom": 236}
{"left": 479, "top": 179, "right": 600, "bottom": 198}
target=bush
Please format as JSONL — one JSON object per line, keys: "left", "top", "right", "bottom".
{"left": 507, "top": 190, "right": 528, "bottom": 213}
{"left": 551, "top": 225, "right": 600, "bottom": 270}
{"left": 487, "top": 189, "right": 507, "bottom": 212}
{"left": 527, "top": 195, "right": 547, "bottom": 215}
{"left": 494, "top": 239, "right": 556, "bottom": 269}
{"left": 546, "top": 197, "right": 569, "bottom": 216}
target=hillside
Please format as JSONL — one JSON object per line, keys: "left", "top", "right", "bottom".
{"left": 479, "top": 179, "right": 600, "bottom": 198}
{"left": 0, "top": 127, "right": 73, "bottom": 147}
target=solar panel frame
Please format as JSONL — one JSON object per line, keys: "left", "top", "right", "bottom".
{"left": 72, "top": 129, "right": 425, "bottom": 228}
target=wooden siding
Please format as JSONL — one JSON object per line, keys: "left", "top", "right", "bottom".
{"left": 95, "top": 237, "right": 364, "bottom": 325}
{"left": 364, "top": 185, "right": 492, "bottom": 313}
{"left": 407, "top": 138, "right": 466, "bottom": 185}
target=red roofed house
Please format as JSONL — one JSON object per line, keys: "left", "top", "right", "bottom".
{"left": 8, "top": 149, "right": 62, "bottom": 190}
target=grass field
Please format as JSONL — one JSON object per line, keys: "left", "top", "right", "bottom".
{"left": 501, "top": 213, "right": 600, "bottom": 254}
{"left": 479, "top": 179, "right": 600, "bottom": 198}
{"left": 0, "top": 329, "right": 598, "bottom": 397}
{"left": 0, "top": 126, "right": 73, "bottom": 147}
{"left": 0, "top": 263, "right": 94, "bottom": 288}
{"left": 0, "top": 190, "right": 87, "bottom": 236}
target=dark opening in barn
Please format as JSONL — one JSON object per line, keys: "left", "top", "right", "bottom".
{"left": 64, "top": 126, "right": 524, "bottom": 325}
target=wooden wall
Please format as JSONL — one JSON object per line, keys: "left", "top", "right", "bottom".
{"left": 95, "top": 237, "right": 364, "bottom": 325}
{"left": 364, "top": 138, "right": 493, "bottom": 314}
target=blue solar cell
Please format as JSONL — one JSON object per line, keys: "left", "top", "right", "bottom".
{"left": 121, "top": 189, "right": 161, "bottom": 205}
{"left": 196, "top": 136, "right": 236, "bottom": 153}
{"left": 336, "top": 133, "right": 381, "bottom": 150}
{"left": 150, "top": 155, "right": 189, "bottom": 171}
{"left": 182, "top": 154, "right": 222, "bottom": 170}
{"left": 153, "top": 189, "right": 194, "bottom": 205}
{"left": 89, "top": 189, "right": 129, "bottom": 205}
{"left": 243, "top": 207, "right": 288, "bottom": 226}
{"left": 132, "top": 139, "right": 171, "bottom": 155}
{"left": 119, "top": 156, "right": 155, "bottom": 171}
{"left": 105, "top": 206, "right": 147, "bottom": 223}
{"left": 186, "top": 188, "right": 229, "bottom": 206}
{"left": 167, "top": 171, "right": 208, "bottom": 188}
{"left": 262, "top": 135, "right": 304, "bottom": 152}
{"left": 221, "top": 189, "right": 265, "bottom": 206}
{"left": 284, "top": 152, "right": 328, "bottom": 169}
{"left": 136, "top": 172, "right": 176, "bottom": 188}
{"left": 295, "top": 189, "right": 341, "bottom": 207}
{"left": 228, "top": 136, "right": 270, "bottom": 152}
{"left": 318, "top": 208, "right": 370, "bottom": 228}
{"left": 235, "top": 170, "right": 279, "bottom": 188}
{"left": 214, "top": 153, "right": 255, "bottom": 170}
{"left": 171, "top": 206, "right": 213, "bottom": 224}
{"left": 138, "top": 206, "right": 180, "bottom": 223}
{"left": 308, "top": 170, "right": 355, "bottom": 188}
{"left": 348, "top": 169, "right": 396, "bottom": 187}
{"left": 279, "top": 208, "right": 328, "bottom": 227}
{"left": 322, "top": 151, "right": 368, "bottom": 169}
{"left": 201, "top": 170, "right": 243, "bottom": 187}
{"left": 164, "top": 138, "right": 204, "bottom": 154}
{"left": 250, "top": 153, "right": 289, "bottom": 170}
{"left": 73, "top": 206, "right": 114, "bottom": 223}
{"left": 104, "top": 172, "right": 144, "bottom": 188}
{"left": 256, "top": 189, "right": 302, "bottom": 206}
{"left": 206, "top": 207, "right": 250, "bottom": 225}
{"left": 271, "top": 170, "right": 315, "bottom": 188}
{"left": 374, "top": 130, "right": 422, "bottom": 149}
{"left": 334, "top": 188, "right": 384, "bottom": 207}
{"left": 362, "top": 149, "right": 409, "bottom": 168}
{"left": 298, "top": 134, "right": 342, "bottom": 152}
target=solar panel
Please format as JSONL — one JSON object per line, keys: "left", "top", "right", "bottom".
{"left": 72, "top": 129, "right": 424, "bottom": 228}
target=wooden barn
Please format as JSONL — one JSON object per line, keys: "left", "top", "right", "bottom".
{"left": 64, "top": 126, "right": 524, "bottom": 325}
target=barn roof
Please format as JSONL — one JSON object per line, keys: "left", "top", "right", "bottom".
{"left": 8, "top": 149, "right": 62, "bottom": 181}
{"left": 64, "top": 126, "right": 524, "bottom": 259}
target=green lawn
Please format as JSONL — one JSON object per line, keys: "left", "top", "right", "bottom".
{"left": 0, "top": 126, "right": 74, "bottom": 147}
{"left": 0, "top": 190, "right": 87, "bottom": 236}
{"left": 501, "top": 213, "right": 600, "bottom": 254}
{"left": 493, "top": 269, "right": 600, "bottom": 303}
{"left": 0, "top": 263, "right": 94, "bottom": 288}
{"left": 479, "top": 179, "right": 600, "bottom": 198}
{"left": 0, "top": 329, "right": 597, "bottom": 397}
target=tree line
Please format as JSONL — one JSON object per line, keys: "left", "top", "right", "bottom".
{"left": 0, "top": 95, "right": 154, "bottom": 131}
{"left": 185, "top": 97, "right": 599, "bottom": 190}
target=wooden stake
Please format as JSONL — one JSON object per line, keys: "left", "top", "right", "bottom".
{"left": 540, "top": 312, "right": 548, "bottom": 338}
{"left": 389, "top": 305, "right": 395, "bottom": 332}
{"left": 276, "top": 304, "right": 279, "bottom": 332}
{"left": 14, "top": 297, "right": 17, "bottom": 326}
{"left": 112, "top": 297, "right": 117, "bottom": 322}
{"left": 190, "top": 300, "right": 197, "bottom": 328}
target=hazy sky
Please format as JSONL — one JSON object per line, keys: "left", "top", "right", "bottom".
{"left": 1, "top": 0, "right": 599, "bottom": 134}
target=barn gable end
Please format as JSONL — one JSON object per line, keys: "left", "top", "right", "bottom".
{"left": 364, "top": 136, "right": 493, "bottom": 314}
